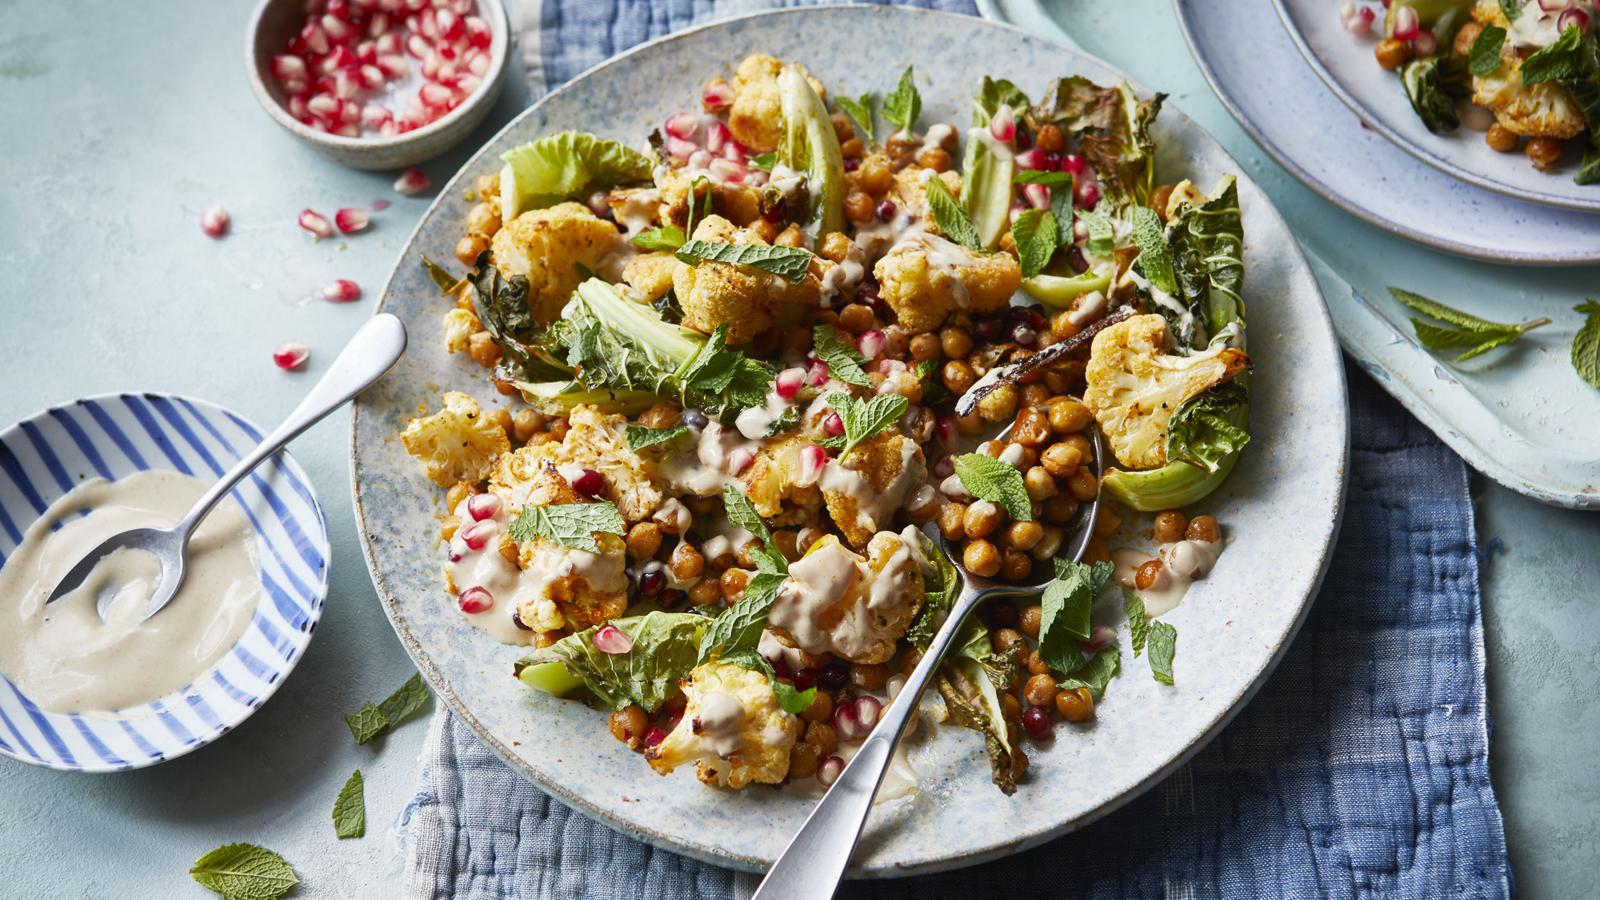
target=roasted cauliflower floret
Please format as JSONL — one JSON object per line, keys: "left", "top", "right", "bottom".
{"left": 1471, "top": 53, "right": 1587, "bottom": 139}
{"left": 766, "top": 532, "right": 925, "bottom": 665}
{"left": 490, "top": 405, "right": 663, "bottom": 523}
{"left": 621, "top": 251, "right": 679, "bottom": 301}
{"left": 515, "top": 532, "right": 629, "bottom": 634}
{"left": 645, "top": 661, "right": 799, "bottom": 788}
{"left": 672, "top": 215, "right": 828, "bottom": 345}
{"left": 820, "top": 433, "right": 926, "bottom": 549}
{"left": 441, "top": 307, "right": 479, "bottom": 354}
{"left": 489, "top": 202, "right": 623, "bottom": 322}
{"left": 1082, "top": 314, "right": 1250, "bottom": 470}
{"left": 402, "top": 392, "right": 510, "bottom": 487}
{"left": 728, "top": 54, "right": 826, "bottom": 153}
{"left": 655, "top": 167, "right": 765, "bottom": 227}
{"left": 886, "top": 165, "right": 964, "bottom": 236}
{"left": 743, "top": 434, "right": 824, "bottom": 525}
{"left": 874, "top": 234, "right": 1021, "bottom": 333}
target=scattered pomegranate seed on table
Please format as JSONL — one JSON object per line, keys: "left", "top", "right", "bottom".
{"left": 334, "top": 206, "right": 370, "bottom": 233}
{"left": 272, "top": 342, "right": 310, "bottom": 371}
{"left": 298, "top": 208, "right": 334, "bottom": 238}
{"left": 322, "top": 279, "right": 362, "bottom": 303}
{"left": 200, "top": 206, "right": 230, "bottom": 238}
{"left": 394, "top": 166, "right": 431, "bottom": 195}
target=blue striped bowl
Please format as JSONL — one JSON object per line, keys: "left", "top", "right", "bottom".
{"left": 0, "top": 393, "right": 329, "bottom": 772}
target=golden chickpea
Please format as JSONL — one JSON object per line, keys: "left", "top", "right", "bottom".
{"left": 608, "top": 705, "right": 648, "bottom": 747}
{"left": 938, "top": 502, "right": 968, "bottom": 541}
{"left": 1005, "top": 521, "right": 1044, "bottom": 552}
{"left": 964, "top": 539, "right": 1002, "bottom": 577}
{"left": 1055, "top": 686, "right": 1095, "bottom": 723}
{"left": 857, "top": 157, "right": 895, "bottom": 195}
{"left": 668, "top": 542, "right": 704, "bottom": 581}
{"left": 1001, "top": 548, "right": 1033, "bottom": 581}
{"left": 720, "top": 567, "right": 749, "bottom": 601}
{"left": 1374, "top": 37, "right": 1411, "bottom": 71}
{"left": 1154, "top": 510, "right": 1188, "bottom": 543}
{"left": 467, "top": 202, "right": 501, "bottom": 236}
{"left": 916, "top": 146, "right": 952, "bottom": 172}
{"left": 1045, "top": 366, "right": 1079, "bottom": 396}
{"left": 1527, "top": 137, "right": 1564, "bottom": 171}
{"left": 1024, "top": 466, "right": 1058, "bottom": 502}
{"left": 839, "top": 303, "right": 878, "bottom": 334}
{"left": 1043, "top": 494, "right": 1079, "bottom": 523}
{"left": 625, "top": 522, "right": 662, "bottom": 560}
{"left": 1135, "top": 559, "right": 1165, "bottom": 591}
{"left": 942, "top": 360, "right": 977, "bottom": 394}
{"left": 806, "top": 719, "right": 838, "bottom": 753}
{"left": 774, "top": 223, "right": 807, "bottom": 248}
{"left": 1031, "top": 525, "right": 1064, "bottom": 561}
{"left": 819, "top": 231, "right": 853, "bottom": 264}
{"left": 1093, "top": 505, "right": 1121, "bottom": 537}
{"left": 455, "top": 233, "right": 489, "bottom": 266}
{"left": 1067, "top": 469, "right": 1099, "bottom": 502}
{"left": 1187, "top": 514, "right": 1221, "bottom": 543}
{"left": 844, "top": 189, "right": 877, "bottom": 224}
{"left": 1485, "top": 123, "right": 1519, "bottom": 153}
{"left": 548, "top": 417, "right": 570, "bottom": 441}
{"left": 752, "top": 218, "right": 781, "bottom": 243}
{"left": 1024, "top": 673, "right": 1059, "bottom": 709}
{"left": 1048, "top": 398, "right": 1093, "bottom": 433}
{"left": 1040, "top": 442, "right": 1082, "bottom": 478}
{"left": 1011, "top": 408, "right": 1052, "bottom": 447}
{"left": 788, "top": 741, "right": 821, "bottom": 779}
{"left": 1019, "top": 605, "right": 1044, "bottom": 639}
{"left": 688, "top": 578, "right": 720, "bottom": 606}
{"left": 964, "top": 500, "right": 1003, "bottom": 540}
{"left": 829, "top": 111, "right": 856, "bottom": 142}
{"left": 1021, "top": 383, "right": 1054, "bottom": 409}
{"left": 909, "top": 333, "right": 942, "bottom": 362}
{"left": 1001, "top": 692, "right": 1023, "bottom": 724}
{"left": 771, "top": 528, "right": 801, "bottom": 562}
{"left": 898, "top": 648, "right": 923, "bottom": 677}
{"left": 1452, "top": 20, "right": 1483, "bottom": 57}
{"left": 990, "top": 629, "right": 1025, "bottom": 658}
{"left": 468, "top": 331, "right": 502, "bottom": 369}
{"left": 1034, "top": 123, "right": 1066, "bottom": 153}
{"left": 976, "top": 383, "right": 1019, "bottom": 422}
{"left": 801, "top": 691, "right": 834, "bottom": 725}
{"left": 839, "top": 137, "right": 865, "bottom": 158}
{"left": 637, "top": 402, "right": 681, "bottom": 429}
{"left": 906, "top": 485, "right": 941, "bottom": 522}
{"left": 977, "top": 439, "right": 1005, "bottom": 458}
{"left": 956, "top": 410, "right": 984, "bottom": 436}
{"left": 850, "top": 663, "right": 890, "bottom": 691}
{"left": 1050, "top": 309, "right": 1082, "bottom": 341}
{"left": 940, "top": 326, "right": 974, "bottom": 359}
{"left": 511, "top": 407, "right": 542, "bottom": 444}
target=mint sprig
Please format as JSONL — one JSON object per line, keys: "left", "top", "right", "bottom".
{"left": 1078, "top": 208, "right": 1114, "bottom": 257}
{"left": 1573, "top": 299, "right": 1600, "bottom": 389}
{"left": 1390, "top": 287, "right": 1550, "bottom": 362}
{"left": 625, "top": 425, "right": 688, "bottom": 451}
{"left": 675, "top": 240, "right": 813, "bottom": 283}
{"left": 1147, "top": 620, "right": 1177, "bottom": 685}
{"left": 190, "top": 843, "right": 299, "bottom": 899}
{"left": 1124, "top": 589, "right": 1149, "bottom": 657}
{"left": 834, "top": 93, "right": 875, "bottom": 143}
{"left": 507, "top": 501, "right": 625, "bottom": 553}
{"left": 1010, "top": 208, "right": 1060, "bottom": 279}
{"left": 630, "top": 225, "right": 685, "bottom": 252}
{"left": 952, "top": 453, "right": 1032, "bottom": 521}
{"left": 925, "top": 176, "right": 982, "bottom": 251}
{"left": 822, "top": 392, "right": 908, "bottom": 458}
{"left": 344, "top": 673, "right": 432, "bottom": 744}
{"left": 1131, "top": 206, "right": 1178, "bottom": 296}
{"left": 332, "top": 769, "right": 366, "bottom": 839}
{"left": 1038, "top": 560, "right": 1113, "bottom": 674}
{"left": 882, "top": 66, "right": 921, "bottom": 132}
{"left": 812, "top": 325, "right": 871, "bottom": 388}
{"left": 1468, "top": 26, "right": 1506, "bottom": 77}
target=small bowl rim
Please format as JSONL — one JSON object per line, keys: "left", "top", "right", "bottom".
{"left": 0, "top": 390, "right": 332, "bottom": 773}
{"left": 243, "top": 0, "right": 511, "bottom": 154}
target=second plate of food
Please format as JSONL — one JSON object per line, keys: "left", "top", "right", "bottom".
{"left": 1276, "top": 0, "right": 1600, "bottom": 212}
{"left": 352, "top": 5, "right": 1347, "bottom": 876}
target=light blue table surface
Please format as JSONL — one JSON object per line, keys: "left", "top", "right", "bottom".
{"left": 0, "top": 1, "right": 1594, "bottom": 897}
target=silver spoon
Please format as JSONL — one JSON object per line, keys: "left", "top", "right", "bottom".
{"left": 752, "top": 426, "right": 1104, "bottom": 900}
{"left": 46, "top": 313, "right": 407, "bottom": 621}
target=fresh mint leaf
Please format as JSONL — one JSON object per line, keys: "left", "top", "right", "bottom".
{"left": 1469, "top": 26, "right": 1507, "bottom": 77}
{"left": 1124, "top": 589, "right": 1149, "bottom": 657}
{"left": 812, "top": 324, "right": 871, "bottom": 388}
{"left": 630, "top": 225, "right": 686, "bottom": 251}
{"left": 507, "top": 501, "right": 625, "bottom": 553}
{"left": 534, "top": 612, "right": 705, "bottom": 711}
{"left": 834, "top": 93, "right": 875, "bottom": 144}
{"left": 625, "top": 425, "right": 688, "bottom": 451}
{"left": 684, "top": 175, "right": 712, "bottom": 238}
{"left": 675, "top": 239, "right": 813, "bottom": 283}
{"left": 679, "top": 324, "right": 774, "bottom": 413}
{"left": 1147, "top": 620, "right": 1177, "bottom": 685}
{"left": 1391, "top": 287, "right": 1516, "bottom": 331}
{"left": 826, "top": 392, "right": 908, "bottom": 458}
{"left": 698, "top": 591, "right": 778, "bottom": 663}
{"left": 377, "top": 673, "right": 431, "bottom": 730}
{"left": 975, "top": 76, "right": 1031, "bottom": 123}
{"left": 748, "top": 152, "right": 777, "bottom": 172}
{"left": 720, "top": 483, "right": 782, "bottom": 563}
{"left": 772, "top": 679, "right": 818, "bottom": 715}
{"left": 1573, "top": 299, "right": 1600, "bottom": 389}
{"left": 343, "top": 704, "right": 387, "bottom": 744}
{"left": 332, "top": 769, "right": 366, "bottom": 839}
{"left": 1015, "top": 169, "right": 1078, "bottom": 245}
{"left": 1521, "top": 25, "right": 1584, "bottom": 85}
{"left": 1010, "top": 208, "right": 1059, "bottom": 279}
{"left": 190, "top": 843, "right": 299, "bottom": 900}
{"left": 1390, "top": 287, "right": 1551, "bottom": 362}
{"left": 925, "top": 176, "right": 982, "bottom": 251}
{"left": 1057, "top": 646, "right": 1120, "bottom": 701}
{"left": 882, "top": 66, "right": 921, "bottom": 132}
{"left": 1131, "top": 206, "right": 1178, "bottom": 296}
{"left": 1013, "top": 170, "right": 1074, "bottom": 187}
{"left": 1038, "top": 559, "right": 1114, "bottom": 675}
{"left": 1078, "top": 208, "right": 1114, "bottom": 257}
{"left": 952, "top": 453, "right": 1033, "bottom": 521}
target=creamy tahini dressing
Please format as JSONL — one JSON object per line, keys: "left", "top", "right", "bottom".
{"left": 1113, "top": 537, "right": 1225, "bottom": 617}
{"left": 767, "top": 535, "right": 917, "bottom": 662}
{"left": 1508, "top": 2, "right": 1564, "bottom": 48}
{"left": 658, "top": 422, "right": 758, "bottom": 495}
{"left": 817, "top": 440, "right": 919, "bottom": 536}
{"left": 0, "top": 471, "right": 260, "bottom": 714}
{"left": 695, "top": 690, "right": 745, "bottom": 755}
{"left": 735, "top": 389, "right": 796, "bottom": 441}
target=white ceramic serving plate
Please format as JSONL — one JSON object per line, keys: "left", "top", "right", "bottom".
{"left": 351, "top": 6, "right": 1349, "bottom": 875}
{"left": 1275, "top": 0, "right": 1600, "bottom": 213}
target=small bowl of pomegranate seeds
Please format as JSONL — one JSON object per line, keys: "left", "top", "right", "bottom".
{"left": 246, "top": 0, "right": 509, "bottom": 170}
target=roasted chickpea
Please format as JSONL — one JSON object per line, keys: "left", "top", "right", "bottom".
{"left": 547, "top": 417, "right": 570, "bottom": 441}
{"left": 752, "top": 218, "right": 781, "bottom": 244}
{"left": 788, "top": 741, "right": 821, "bottom": 779}
{"left": 1135, "top": 559, "right": 1165, "bottom": 591}
{"left": 1050, "top": 309, "right": 1082, "bottom": 341}
{"left": 940, "top": 326, "right": 974, "bottom": 359}
{"left": 844, "top": 189, "right": 877, "bottom": 224}
{"left": 1024, "top": 673, "right": 1059, "bottom": 709}
{"left": 1452, "top": 20, "right": 1484, "bottom": 57}
{"left": 818, "top": 231, "right": 854, "bottom": 265}
{"left": 1485, "top": 123, "right": 1519, "bottom": 153}
{"left": 806, "top": 720, "right": 838, "bottom": 754}
{"left": 829, "top": 111, "right": 856, "bottom": 143}
{"left": 688, "top": 578, "right": 720, "bottom": 606}
{"left": 1067, "top": 468, "right": 1099, "bottom": 502}
{"left": 839, "top": 302, "right": 878, "bottom": 334}
{"left": 909, "top": 333, "right": 942, "bottom": 362}
{"left": 1374, "top": 37, "right": 1411, "bottom": 71}
{"left": 1019, "top": 605, "right": 1044, "bottom": 639}
{"left": 475, "top": 173, "right": 500, "bottom": 198}
{"left": 850, "top": 663, "right": 890, "bottom": 692}
{"left": 938, "top": 501, "right": 968, "bottom": 541}
{"left": 1000, "top": 692, "right": 1023, "bottom": 724}
{"left": 455, "top": 233, "right": 489, "bottom": 266}
{"left": 668, "top": 542, "right": 704, "bottom": 581}
{"left": 1021, "top": 465, "right": 1058, "bottom": 503}
{"left": 839, "top": 137, "right": 865, "bottom": 158}
{"left": 964, "top": 539, "right": 1002, "bottom": 577}
{"left": 802, "top": 691, "right": 835, "bottom": 725}
{"left": 1021, "top": 383, "right": 1054, "bottom": 409}
{"left": 625, "top": 522, "right": 662, "bottom": 560}
{"left": 720, "top": 567, "right": 749, "bottom": 600}
{"left": 977, "top": 383, "right": 1019, "bottom": 422}
{"left": 774, "top": 223, "right": 807, "bottom": 248}
{"left": 906, "top": 485, "right": 941, "bottom": 522}
{"left": 467, "top": 202, "right": 501, "bottom": 236}
{"left": 1043, "top": 493, "right": 1080, "bottom": 523}
{"left": 1048, "top": 398, "right": 1093, "bottom": 433}
{"left": 1527, "top": 137, "right": 1564, "bottom": 171}
{"left": 964, "top": 500, "right": 1003, "bottom": 539}
{"left": 991, "top": 627, "right": 1026, "bottom": 655}
{"left": 898, "top": 647, "right": 923, "bottom": 677}
{"left": 1005, "top": 521, "right": 1044, "bottom": 552}
{"left": 1055, "top": 686, "right": 1095, "bottom": 723}
{"left": 1040, "top": 441, "right": 1082, "bottom": 477}
{"left": 976, "top": 439, "right": 1005, "bottom": 458}
{"left": 1186, "top": 514, "right": 1221, "bottom": 543}
{"left": 915, "top": 146, "right": 952, "bottom": 172}
{"left": 956, "top": 410, "right": 984, "bottom": 436}
{"left": 1153, "top": 510, "right": 1188, "bottom": 543}
{"left": 1034, "top": 122, "right": 1066, "bottom": 153}
{"left": 1001, "top": 548, "right": 1033, "bottom": 581}
{"left": 467, "top": 331, "right": 502, "bottom": 369}
{"left": 445, "top": 481, "right": 473, "bottom": 513}
{"left": 609, "top": 705, "right": 648, "bottom": 747}
{"left": 1012, "top": 408, "right": 1052, "bottom": 447}
{"left": 637, "top": 402, "right": 681, "bottom": 430}
{"left": 942, "top": 360, "right": 977, "bottom": 394}
{"left": 1031, "top": 525, "right": 1064, "bottom": 561}
{"left": 857, "top": 157, "right": 895, "bottom": 195}
{"left": 511, "top": 407, "right": 542, "bottom": 444}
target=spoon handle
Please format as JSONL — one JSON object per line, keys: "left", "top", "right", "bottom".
{"left": 751, "top": 580, "right": 988, "bottom": 900}
{"left": 176, "top": 314, "right": 407, "bottom": 539}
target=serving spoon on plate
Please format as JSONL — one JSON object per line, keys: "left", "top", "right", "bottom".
{"left": 45, "top": 313, "right": 407, "bottom": 622}
{"left": 753, "top": 423, "right": 1104, "bottom": 900}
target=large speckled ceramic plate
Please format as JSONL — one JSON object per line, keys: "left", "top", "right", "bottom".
{"left": 351, "top": 6, "right": 1348, "bottom": 876}
{"left": 1275, "top": 0, "right": 1600, "bottom": 213}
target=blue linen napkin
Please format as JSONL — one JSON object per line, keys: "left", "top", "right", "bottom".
{"left": 401, "top": 3, "right": 1510, "bottom": 896}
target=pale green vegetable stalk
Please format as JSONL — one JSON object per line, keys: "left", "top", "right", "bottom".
{"left": 778, "top": 66, "right": 846, "bottom": 238}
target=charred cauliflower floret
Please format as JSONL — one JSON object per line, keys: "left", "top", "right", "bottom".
{"left": 874, "top": 234, "right": 1021, "bottom": 333}
{"left": 1468, "top": 1, "right": 1587, "bottom": 139}
{"left": 402, "top": 392, "right": 510, "bottom": 487}
{"left": 645, "top": 661, "right": 799, "bottom": 788}
{"left": 886, "top": 166, "right": 964, "bottom": 236}
{"left": 820, "top": 433, "right": 926, "bottom": 549}
{"left": 672, "top": 215, "right": 828, "bottom": 345}
{"left": 743, "top": 434, "right": 824, "bottom": 525}
{"left": 728, "top": 54, "right": 826, "bottom": 153}
{"left": 1082, "top": 314, "right": 1250, "bottom": 470}
{"left": 621, "top": 252, "right": 679, "bottom": 301}
{"left": 766, "top": 532, "right": 925, "bottom": 665}
{"left": 441, "top": 307, "right": 479, "bottom": 354}
{"left": 655, "top": 167, "right": 765, "bottom": 228}
{"left": 490, "top": 405, "right": 663, "bottom": 523}
{"left": 490, "top": 202, "right": 623, "bottom": 322}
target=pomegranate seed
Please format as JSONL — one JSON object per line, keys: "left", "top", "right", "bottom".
{"left": 1559, "top": 7, "right": 1590, "bottom": 31}
{"left": 665, "top": 136, "right": 698, "bottom": 161}
{"left": 793, "top": 667, "right": 820, "bottom": 690}
{"left": 727, "top": 447, "right": 755, "bottom": 475}
{"left": 326, "top": 0, "right": 351, "bottom": 20}
{"left": 592, "top": 624, "right": 634, "bottom": 655}
{"left": 708, "top": 158, "right": 746, "bottom": 183}
{"left": 702, "top": 80, "right": 734, "bottom": 111}
{"left": 857, "top": 330, "right": 886, "bottom": 359}
{"left": 821, "top": 660, "right": 849, "bottom": 691}
{"left": 307, "top": 93, "right": 340, "bottom": 119}
{"left": 282, "top": 77, "right": 310, "bottom": 96}
{"left": 376, "top": 32, "right": 401, "bottom": 54}
{"left": 721, "top": 141, "right": 748, "bottom": 164}
{"left": 1392, "top": 6, "right": 1419, "bottom": 39}
{"left": 302, "top": 22, "right": 330, "bottom": 55}
{"left": 664, "top": 111, "right": 701, "bottom": 141}
{"left": 358, "top": 63, "right": 385, "bottom": 88}
{"left": 1015, "top": 147, "right": 1045, "bottom": 170}
{"left": 436, "top": 39, "right": 461, "bottom": 63}
{"left": 817, "top": 756, "right": 845, "bottom": 787}
{"left": 466, "top": 493, "right": 500, "bottom": 520}
{"left": 832, "top": 700, "right": 867, "bottom": 742}
{"left": 419, "top": 82, "right": 452, "bottom": 107}
{"left": 457, "top": 586, "right": 493, "bottom": 614}
{"left": 419, "top": 7, "right": 439, "bottom": 38}
{"left": 571, "top": 468, "right": 606, "bottom": 497}
{"left": 271, "top": 54, "right": 309, "bottom": 81}
{"left": 869, "top": 199, "right": 897, "bottom": 223}
{"left": 1075, "top": 181, "right": 1101, "bottom": 209}
{"left": 379, "top": 120, "right": 399, "bottom": 136}
{"left": 687, "top": 149, "right": 712, "bottom": 170}
{"left": 1411, "top": 30, "right": 1438, "bottom": 55}
{"left": 658, "top": 587, "right": 686, "bottom": 609}
{"left": 465, "top": 15, "right": 492, "bottom": 48}
{"left": 1023, "top": 183, "right": 1051, "bottom": 210}
{"left": 333, "top": 70, "right": 358, "bottom": 99}
{"left": 321, "top": 14, "right": 351, "bottom": 40}
{"left": 643, "top": 726, "right": 668, "bottom": 748}
{"left": 853, "top": 696, "right": 882, "bottom": 731}
{"left": 367, "top": 11, "right": 391, "bottom": 36}
{"left": 437, "top": 8, "right": 463, "bottom": 39}
{"left": 823, "top": 412, "right": 845, "bottom": 437}
{"left": 798, "top": 444, "right": 827, "bottom": 486}
{"left": 407, "top": 33, "right": 430, "bottom": 57}
{"left": 405, "top": 0, "right": 424, "bottom": 10}
{"left": 456, "top": 74, "right": 482, "bottom": 96}
{"left": 638, "top": 568, "right": 665, "bottom": 597}
{"left": 1022, "top": 706, "right": 1053, "bottom": 740}
{"left": 341, "top": 100, "right": 362, "bottom": 124}
{"left": 935, "top": 416, "right": 957, "bottom": 447}
{"left": 774, "top": 367, "right": 807, "bottom": 400}
{"left": 298, "top": 208, "right": 334, "bottom": 238}
{"left": 361, "top": 104, "right": 393, "bottom": 128}
{"left": 1081, "top": 623, "right": 1117, "bottom": 653}
{"left": 705, "top": 120, "right": 731, "bottom": 153}
{"left": 355, "top": 40, "right": 377, "bottom": 63}
{"left": 460, "top": 519, "right": 497, "bottom": 551}
{"left": 200, "top": 205, "right": 230, "bottom": 238}
{"left": 1063, "top": 154, "right": 1089, "bottom": 177}
{"left": 328, "top": 44, "right": 359, "bottom": 71}
{"left": 467, "top": 51, "right": 489, "bottom": 76}
{"left": 394, "top": 167, "right": 431, "bottom": 194}
{"left": 805, "top": 358, "right": 830, "bottom": 385}
{"left": 272, "top": 342, "right": 309, "bottom": 371}
{"left": 334, "top": 207, "right": 371, "bottom": 233}
{"left": 932, "top": 455, "right": 954, "bottom": 479}
{"left": 988, "top": 103, "right": 1016, "bottom": 143}
{"left": 376, "top": 53, "right": 409, "bottom": 77}
{"left": 322, "top": 278, "right": 362, "bottom": 302}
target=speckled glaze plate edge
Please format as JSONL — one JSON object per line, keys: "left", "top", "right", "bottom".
{"left": 351, "top": 5, "right": 1349, "bottom": 876}
{"left": 1274, "top": 0, "right": 1600, "bottom": 214}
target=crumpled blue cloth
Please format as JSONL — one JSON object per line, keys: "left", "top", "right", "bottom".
{"left": 401, "top": 2, "right": 1510, "bottom": 896}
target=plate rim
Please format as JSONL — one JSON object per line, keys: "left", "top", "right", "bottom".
{"left": 351, "top": 2, "right": 1351, "bottom": 875}
{"left": 1271, "top": 0, "right": 1600, "bottom": 214}
{"left": 0, "top": 390, "right": 332, "bottom": 772}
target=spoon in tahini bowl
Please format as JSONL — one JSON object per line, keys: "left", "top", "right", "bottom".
{"left": 752, "top": 426, "right": 1105, "bottom": 900}
{"left": 45, "top": 314, "right": 407, "bottom": 622}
